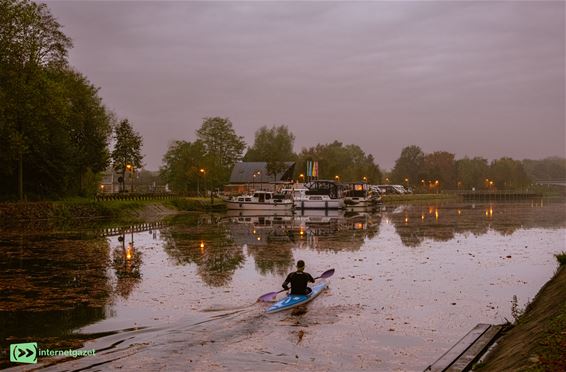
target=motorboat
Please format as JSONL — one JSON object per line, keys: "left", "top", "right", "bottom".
{"left": 224, "top": 191, "right": 293, "bottom": 210}
{"left": 344, "top": 182, "right": 382, "bottom": 209}
{"left": 283, "top": 180, "right": 345, "bottom": 210}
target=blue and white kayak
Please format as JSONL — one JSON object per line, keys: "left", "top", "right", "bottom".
{"left": 265, "top": 281, "right": 328, "bottom": 314}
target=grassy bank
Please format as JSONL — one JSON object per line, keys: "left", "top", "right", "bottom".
{"left": 476, "top": 252, "right": 566, "bottom": 371}
{"left": 381, "top": 193, "right": 461, "bottom": 203}
{"left": 0, "top": 197, "right": 226, "bottom": 225}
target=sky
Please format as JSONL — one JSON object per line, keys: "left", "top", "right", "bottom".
{"left": 46, "top": 1, "right": 565, "bottom": 171}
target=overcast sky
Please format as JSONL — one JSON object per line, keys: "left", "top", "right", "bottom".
{"left": 46, "top": 1, "right": 565, "bottom": 171}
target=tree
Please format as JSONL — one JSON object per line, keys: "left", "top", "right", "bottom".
{"left": 196, "top": 117, "right": 246, "bottom": 189}
{"left": 160, "top": 140, "right": 206, "bottom": 194}
{"left": 111, "top": 119, "right": 143, "bottom": 192}
{"left": 0, "top": 0, "right": 72, "bottom": 199}
{"left": 423, "top": 151, "right": 457, "bottom": 189}
{"left": 456, "top": 157, "right": 489, "bottom": 190}
{"left": 244, "top": 125, "right": 296, "bottom": 181}
{"left": 296, "top": 141, "right": 382, "bottom": 183}
{"left": 390, "top": 145, "right": 425, "bottom": 187}
{"left": 489, "top": 157, "right": 531, "bottom": 190}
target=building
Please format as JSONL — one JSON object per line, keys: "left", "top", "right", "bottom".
{"left": 224, "top": 162, "right": 295, "bottom": 195}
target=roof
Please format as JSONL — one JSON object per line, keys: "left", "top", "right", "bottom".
{"left": 229, "top": 162, "right": 295, "bottom": 183}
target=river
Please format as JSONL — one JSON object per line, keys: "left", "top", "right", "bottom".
{"left": 1, "top": 200, "right": 565, "bottom": 371}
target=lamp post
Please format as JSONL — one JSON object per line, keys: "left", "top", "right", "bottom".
{"left": 126, "top": 164, "right": 133, "bottom": 192}
{"left": 197, "top": 168, "right": 206, "bottom": 196}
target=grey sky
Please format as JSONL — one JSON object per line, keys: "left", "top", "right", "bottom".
{"left": 47, "top": 1, "right": 565, "bottom": 171}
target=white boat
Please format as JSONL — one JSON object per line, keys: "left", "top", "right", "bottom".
{"left": 224, "top": 191, "right": 293, "bottom": 210}
{"left": 283, "top": 180, "right": 345, "bottom": 210}
{"left": 344, "top": 182, "right": 382, "bottom": 209}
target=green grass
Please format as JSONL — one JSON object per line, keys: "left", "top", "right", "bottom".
{"left": 555, "top": 252, "right": 566, "bottom": 266}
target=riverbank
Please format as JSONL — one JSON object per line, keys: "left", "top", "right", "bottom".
{"left": 0, "top": 197, "right": 224, "bottom": 226}
{"left": 476, "top": 254, "right": 566, "bottom": 370}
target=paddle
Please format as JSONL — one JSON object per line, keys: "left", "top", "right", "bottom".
{"left": 257, "top": 268, "right": 335, "bottom": 302}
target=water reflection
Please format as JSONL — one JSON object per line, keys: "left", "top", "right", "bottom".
{"left": 0, "top": 233, "right": 112, "bottom": 343}
{"left": 384, "top": 200, "right": 566, "bottom": 247}
{"left": 1, "top": 200, "right": 564, "bottom": 368}
{"left": 112, "top": 233, "right": 142, "bottom": 299}
{"left": 161, "top": 214, "right": 246, "bottom": 287}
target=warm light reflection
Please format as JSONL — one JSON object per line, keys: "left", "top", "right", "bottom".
{"left": 199, "top": 241, "right": 205, "bottom": 254}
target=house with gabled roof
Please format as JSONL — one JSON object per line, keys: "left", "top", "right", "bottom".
{"left": 224, "top": 161, "right": 295, "bottom": 195}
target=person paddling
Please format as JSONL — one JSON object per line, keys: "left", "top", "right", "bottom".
{"left": 282, "top": 260, "right": 315, "bottom": 295}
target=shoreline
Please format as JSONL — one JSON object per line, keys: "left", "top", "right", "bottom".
{"left": 475, "top": 261, "right": 566, "bottom": 370}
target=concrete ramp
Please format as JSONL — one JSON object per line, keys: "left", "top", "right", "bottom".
{"left": 424, "top": 323, "right": 504, "bottom": 372}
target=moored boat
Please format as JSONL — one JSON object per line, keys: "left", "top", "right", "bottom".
{"left": 224, "top": 191, "right": 293, "bottom": 210}
{"left": 285, "top": 180, "right": 345, "bottom": 210}
{"left": 344, "top": 182, "right": 382, "bottom": 209}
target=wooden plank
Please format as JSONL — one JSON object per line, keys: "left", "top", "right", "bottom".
{"left": 447, "top": 324, "right": 503, "bottom": 371}
{"left": 425, "top": 324, "right": 490, "bottom": 372}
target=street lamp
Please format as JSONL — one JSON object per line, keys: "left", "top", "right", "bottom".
{"left": 335, "top": 175, "right": 340, "bottom": 182}
{"left": 126, "top": 164, "right": 133, "bottom": 192}
{"left": 363, "top": 176, "right": 368, "bottom": 183}
{"left": 197, "top": 168, "right": 205, "bottom": 196}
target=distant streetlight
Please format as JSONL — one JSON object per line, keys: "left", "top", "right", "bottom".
{"left": 299, "top": 173, "right": 305, "bottom": 182}
{"left": 126, "top": 164, "right": 134, "bottom": 192}
{"left": 385, "top": 177, "right": 390, "bottom": 184}
{"left": 197, "top": 168, "right": 206, "bottom": 196}
{"left": 363, "top": 176, "right": 368, "bottom": 183}
{"left": 335, "top": 175, "right": 340, "bottom": 182}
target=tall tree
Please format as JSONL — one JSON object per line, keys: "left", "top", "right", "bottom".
{"left": 390, "top": 145, "right": 425, "bottom": 186}
{"left": 111, "top": 119, "right": 143, "bottom": 192}
{"left": 0, "top": 0, "right": 72, "bottom": 199}
{"left": 297, "top": 141, "right": 382, "bottom": 183}
{"left": 196, "top": 117, "right": 246, "bottom": 189}
{"left": 244, "top": 125, "right": 296, "bottom": 180}
{"left": 456, "top": 157, "right": 489, "bottom": 190}
{"left": 489, "top": 157, "right": 531, "bottom": 189}
{"left": 160, "top": 140, "right": 206, "bottom": 194}
{"left": 423, "top": 151, "right": 457, "bottom": 189}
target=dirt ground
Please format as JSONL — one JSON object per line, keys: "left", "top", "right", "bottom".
{"left": 477, "top": 264, "right": 566, "bottom": 371}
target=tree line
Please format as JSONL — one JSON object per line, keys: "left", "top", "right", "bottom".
{"left": 389, "top": 145, "right": 565, "bottom": 191}
{"left": 2, "top": 1, "right": 563, "bottom": 200}
{"left": 159, "top": 120, "right": 383, "bottom": 194}
{"left": 0, "top": 0, "right": 143, "bottom": 200}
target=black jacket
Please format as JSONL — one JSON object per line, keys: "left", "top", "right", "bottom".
{"left": 282, "top": 271, "right": 315, "bottom": 295}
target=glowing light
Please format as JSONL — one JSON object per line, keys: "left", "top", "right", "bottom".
{"left": 199, "top": 241, "right": 205, "bottom": 254}
{"left": 435, "top": 209, "right": 439, "bottom": 220}
{"left": 421, "top": 214, "right": 425, "bottom": 221}
{"left": 355, "top": 222, "right": 364, "bottom": 230}
{"left": 404, "top": 217, "right": 409, "bottom": 223}
{"left": 457, "top": 210, "right": 462, "bottom": 215}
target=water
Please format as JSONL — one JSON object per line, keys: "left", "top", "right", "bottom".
{"left": 1, "top": 200, "right": 565, "bottom": 371}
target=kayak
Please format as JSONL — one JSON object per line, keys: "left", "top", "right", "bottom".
{"left": 265, "top": 281, "right": 328, "bottom": 314}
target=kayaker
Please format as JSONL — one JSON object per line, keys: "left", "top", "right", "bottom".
{"left": 282, "top": 260, "right": 315, "bottom": 295}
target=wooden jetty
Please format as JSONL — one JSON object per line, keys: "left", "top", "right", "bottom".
{"left": 424, "top": 323, "right": 505, "bottom": 372}
{"left": 459, "top": 191, "right": 542, "bottom": 201}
